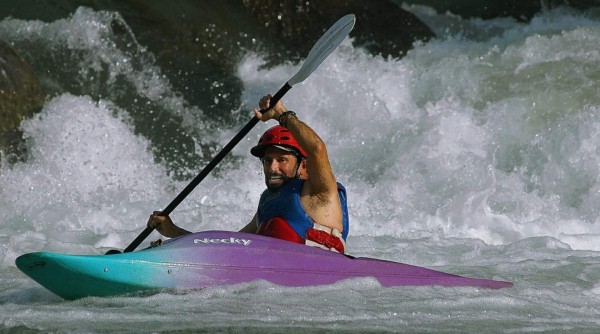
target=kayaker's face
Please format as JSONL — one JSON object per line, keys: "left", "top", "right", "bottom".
{"left": 261, "top": 147, "right": 302, "bottom": 190}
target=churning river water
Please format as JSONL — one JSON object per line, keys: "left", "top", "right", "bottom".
{"left": 2, "top": 4, "right": 600, "bottom": 333}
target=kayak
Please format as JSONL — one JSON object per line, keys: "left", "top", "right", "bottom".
{"left": 16, "top": 231, "right": 512, "bottom": 300}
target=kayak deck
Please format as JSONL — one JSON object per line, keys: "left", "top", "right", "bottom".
{"left": 16, "top": 231, "right": 512, "bottom": 299}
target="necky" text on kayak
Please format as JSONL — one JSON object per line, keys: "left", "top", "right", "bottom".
{"left": 194, "top": 238, "right": 252, "bottom": 246}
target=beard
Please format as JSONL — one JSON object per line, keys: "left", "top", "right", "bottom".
{"left": 265, "top": 172, "right": 295, "bottom": 190}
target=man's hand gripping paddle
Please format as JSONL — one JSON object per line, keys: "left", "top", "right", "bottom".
{"left": 106, "top": 14, "right": 355, "bottom": 254}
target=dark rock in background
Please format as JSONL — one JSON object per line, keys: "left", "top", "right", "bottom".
{"left": 398, "top": 0, "right": 600, "bottom": 21}
{"left": 241, "top": 0, "right": 435, "bottom": 60}
{"left": 0, "top": 39, "right": 45, "bottom": 164}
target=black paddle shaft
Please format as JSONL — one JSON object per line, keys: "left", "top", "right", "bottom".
{"left": 122, "top": 83, "right": 292, "bottom": 253}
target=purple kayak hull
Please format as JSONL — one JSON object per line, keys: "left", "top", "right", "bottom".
{"left": 16, "top": 231, "right": 512, "bottom": 299}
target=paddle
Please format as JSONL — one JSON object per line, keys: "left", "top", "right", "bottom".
{"left": 106, "top": 14, "right": 356, "bottom": 254}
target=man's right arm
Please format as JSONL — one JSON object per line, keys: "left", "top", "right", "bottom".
{"left": 147, "top": 211, "right": 191, "bottom": 238}
{"left": 239, "top": 213, "right": 258, "bottom": 233}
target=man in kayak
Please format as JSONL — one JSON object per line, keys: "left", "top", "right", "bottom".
{"left": 148, "top": 95, "right": 349, "bottom": 253}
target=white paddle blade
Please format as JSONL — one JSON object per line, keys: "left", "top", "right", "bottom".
{"left": 288, "top": 14, "right": 355, "bottom": 86}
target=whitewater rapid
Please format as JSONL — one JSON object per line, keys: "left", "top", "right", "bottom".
{"left": 2, "top": 5, "right": 600, "bottom": 333}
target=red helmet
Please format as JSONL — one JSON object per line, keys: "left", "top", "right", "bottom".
{"left": 250, "top": 125, "right": 307, "bottom": 158}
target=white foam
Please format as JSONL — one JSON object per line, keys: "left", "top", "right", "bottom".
{"left": 1, "top": 6, "right": 600, "bottom": 255}
{"left": 0, "top": 94, "right": 171, "bottom": 262}
{"left": 236, "top": 13, "right": 600, "bottom": 251}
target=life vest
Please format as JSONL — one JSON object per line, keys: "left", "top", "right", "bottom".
{"left": 256, "top": 179, "right": 349, "bottom": 253}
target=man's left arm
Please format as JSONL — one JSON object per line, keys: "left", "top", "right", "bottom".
{"left": 253, "top": 95, "right": 338, "bottom": 195}
{"left": 283, "top": 114, "right": 338, "bottom": 196}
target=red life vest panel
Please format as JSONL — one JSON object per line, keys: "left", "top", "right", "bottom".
{"left": 257, "top": 217, "right": 346, "bottom": 253}
{"left": 256, "top": 217, "right": 304, "bottom": 244}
